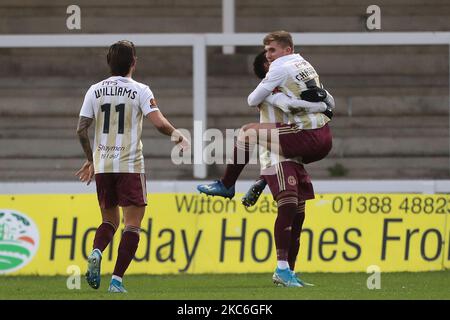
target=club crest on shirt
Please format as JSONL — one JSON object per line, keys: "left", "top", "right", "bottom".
{"left": 288, "top": 176, "right": 297, "bottom": 186}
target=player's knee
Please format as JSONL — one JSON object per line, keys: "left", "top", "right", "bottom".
{"left": 241, "top": 123, "right": 257, "bottom": 131}
{"left": 238, "top": 123, "right": 259, "bottom": 142}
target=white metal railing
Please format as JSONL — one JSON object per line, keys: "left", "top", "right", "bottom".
{"left": 222, "top": 0, "right": 235, "bottom": 54}
{"left": 1, "top": 32, "right": 449, "bottom": 178}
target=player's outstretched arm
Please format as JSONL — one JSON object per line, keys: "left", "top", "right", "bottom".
{"left": 268, "top": 87, "right": 336, "bottom": 117}
{"left": 266, "top": 93, "right": 327, "bottom": 114}
{"left": 146, "top": 110, "right": 190, "bottom": 151}
{"left": 248, "top": 85, "right": 273, "bottom": 107}
{"left": 75, "top": 116, "right": 94, "bottom": 185}
{"left": 248, "top": 66, "right": 286, "bottom": 107}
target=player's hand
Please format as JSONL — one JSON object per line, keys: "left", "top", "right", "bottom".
{"left": 75, "top": 160, "right": 94, "bottom": 185}
{"left": 272, "top": 87, "right": 281, "bottom": 94}
{"left": 300, "top": 87, "right": 327, "bottom": 102}
{"left": 323, "top": 90, "right": 335, "bottom": 110}
{"left": 177, "top": 135, "right": 191, "bottom": 154}
{"left": 172, "top": 130, "right": 191, "bottom": 154}
{"left": 323, "top": 107, "right": 333, "bottom": 119}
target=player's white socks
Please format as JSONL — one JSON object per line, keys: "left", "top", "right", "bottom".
{"left": 112, "top": 275, "right": 122, "bottom": 283}
{"left": 277, "top": 261, "right": 289, "bottom": 270}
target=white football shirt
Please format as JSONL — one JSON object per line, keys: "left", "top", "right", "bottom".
{"left": 253, "top": 53, "right": 330, "bottom": 129}
{"left": 258, "top": 100, "right": 302, "bottom": 170}
{"left": 79, "top": 76, "right": 159, "bottom": 174}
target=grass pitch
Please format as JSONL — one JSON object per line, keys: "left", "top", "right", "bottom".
{"left": 0, "top": 271, "right": 449, "bottom": 300}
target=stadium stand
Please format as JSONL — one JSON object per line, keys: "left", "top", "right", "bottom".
{"left": 0, "top": 0, "right": 448, "bottom": 181}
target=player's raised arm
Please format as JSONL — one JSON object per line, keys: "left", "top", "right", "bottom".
{"left": 266, "top": 93, "right": 327, "bottom": 113}
{"left": 267, "top": 88, "right": 336, "bottom": 115}
{"left": 247, "top": 67, "right": 284, "bottom": 107}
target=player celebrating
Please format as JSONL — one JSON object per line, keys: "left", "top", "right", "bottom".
{"left": 198, "top": 30, "right": 333, "bottom": 198}
{"left": 246, "top": 51, "right": 332, "bottom": 287}
{"left": 242, "top": 50, "right": 334, "bottom": 208}
{"left": 248, "top": 51, "right": 335, "bottom": 287}
{"left": 76, "top": 40, "right": 188, "bottom": 293}
{"left": 198, "top": 32, "right": 335, "bottom": 287}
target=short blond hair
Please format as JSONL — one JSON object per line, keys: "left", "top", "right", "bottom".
{"left": 263, "top": 31, "right": 293, "bottom": 49}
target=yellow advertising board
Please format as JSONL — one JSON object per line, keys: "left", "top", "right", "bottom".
{"left": 0, "top": 193, "right": 448, "bottom": 275}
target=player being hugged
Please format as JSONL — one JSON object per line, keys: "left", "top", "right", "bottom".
{"left": 198, "top": 31, "right": 335, "bottom": 287}
{"left": 198, "top": 30, "right": 334, "bottom": 200}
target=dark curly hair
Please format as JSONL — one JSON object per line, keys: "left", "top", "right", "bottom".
{"left": 253, "top": 50, "right": 269, "bottom": 80}
{"left": 107, "top": 40, "right": 136, "bottom": 76}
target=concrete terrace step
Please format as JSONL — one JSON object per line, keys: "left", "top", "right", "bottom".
{"left": 1, "top": 17, "right": 445, "bottom": 33}
{"left": 0, "top": 136, "right": 448, "bottom": 159}
{"left": 0, "top": 78, "right": 446, "bottom": 107}
{"left": 330, "top": 137, "right": 449, "bottom": 157}
{"left": 238, "top": 0, "right": 450, "bottom": 7}
{"left": 1, "top": 46, "right": 446, "bottom": 77}
{"left": 0, "top": 158, "right": 182, "bottom": 170}
{"left": 0, "top": 77, "right": 193, "bottom": 97}
{"left": 0, "top": 156, "right": 448, "bottom": 181}
{"left": 214, "top": 156, "right": 450, "bottom": 179}
{"left": 0, "top": 116, "right": 447, "bottom": 139}
{"left": 0, "top": 94, "right": 447, "bottom": 117}
{"left": 2, "top": 0, "right": 449, "bottom": 8}
{"left": 0, "top": 124, "right": 447, "bottom": 139}
{"left": 1, "top": 156, "right": 447, "bottom": 171}
{"left": 0, "top": 157, "right": 192, "bottom": 180}
{"left": 236, "top": 16, "right": 450, "bottom": 32}
{"left": 236, "top": 3, "right": 450, "bottom": 16}
{"left": 0, "top": 137, "right": 176, "bottom": 158}
{"left": 305, "top": 157, "right": 450, "bottom": 179}
{"left": 0, "top": 47, "right": 194, "bottom": 77}
{"left": 0, "top": 167, "right": 193, "bottom": 181}
{"left": 211, "top": 47, "right": 449, "bottom": 76}
{"left": 1, "top": 1, "right": 450, "bottom": 33}
{"left": 0, "top": 166, "right": 447, "bottom": 181}
{"left": 0, "top": 76, "right": 447, "bottom": 99}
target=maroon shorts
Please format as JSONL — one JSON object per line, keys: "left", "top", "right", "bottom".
{"left": 261, "top": 161, "right": 315, "bottom": 201}
{"left": 95, "top": 173, "right": 147, "bottom": 209}
{"left": 277, "top": 123, "right": 332, "bottom": 164}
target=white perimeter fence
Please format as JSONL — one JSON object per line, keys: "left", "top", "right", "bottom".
{"left": 0, "top": 180, "right": 449, "bottom": 195}
{"left": 0, "top": 32, "right": 449, "bottom": 192}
